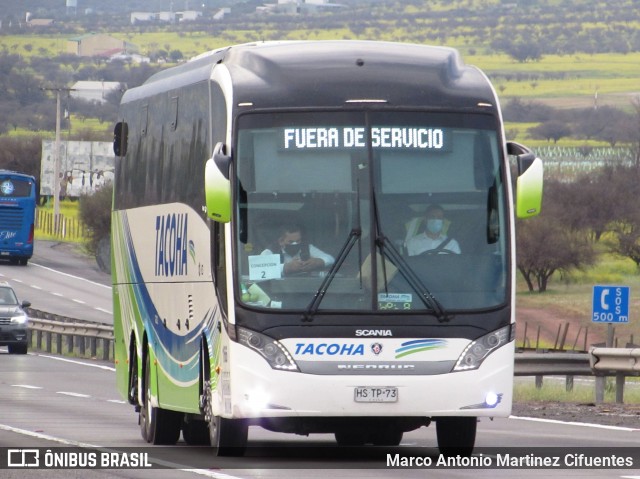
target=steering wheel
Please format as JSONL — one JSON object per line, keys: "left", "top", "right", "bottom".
{"left": 417, "top": 248, "right": 455, "bottom": 255}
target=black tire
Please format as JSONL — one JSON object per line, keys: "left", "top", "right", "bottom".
{"left": 139, "top": 350, "right": 182, "bottom": 445}
{"left": 335, "top": 430, "right": 367, "bottom": 446}
{"left": 8, "top": 343, "right": 28, "bottom": 354}
{"left": 18, "top": 258, "right": 28, "bottom": 266}
{"left": 209, "top": 415, "right": 249, "bottom": 456}
{"left": 436, "top": 417, "right": 477, "bottom": 456}
{"left": 203, "top": 378, "right": 248, "bottom": 456}
{"left": 370, "top": 429, "right": 403, "bottom": 446}
{"left": 182, "top": 419, "right": 211, "bottom": 445}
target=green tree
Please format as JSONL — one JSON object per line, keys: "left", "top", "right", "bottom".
{"left": 516, "top": 182, "right": 596, "bottom": 292}
{"left": 79, "top": 183, "right": 113, "bottom": 256}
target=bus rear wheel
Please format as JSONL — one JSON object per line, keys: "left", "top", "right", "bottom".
{"left": 435, "top": 416, "right": 477, "bottom": 456}
{"left": 140, "top": 351, "right": 182, "bottom": 445}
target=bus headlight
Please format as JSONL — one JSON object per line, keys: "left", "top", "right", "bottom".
{"left": 237, "top": 327, "right": 298, "bottom": 371}
{"left": 453, "top": 325, "right": 512, "bottom": 372}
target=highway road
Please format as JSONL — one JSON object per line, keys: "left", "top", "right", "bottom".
{"left": 1, "top": 240, "right": 640, "bottom": 478}
{"left": 0, "top": 240, "right": 112, "bottom": 324}
{"left": 1, "top": 352, "right": 639, "bottom": 479}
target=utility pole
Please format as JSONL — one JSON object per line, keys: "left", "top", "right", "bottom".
{"left": 42, "top": 87, "right": 74, "bottom": 234}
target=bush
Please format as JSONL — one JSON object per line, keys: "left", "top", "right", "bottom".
{"left": 79, "top": 183, "right": 112, "bottom": 255}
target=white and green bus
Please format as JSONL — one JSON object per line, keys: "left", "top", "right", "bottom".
{"left": 111, "top": 41, "right": 542, "bottom": 456}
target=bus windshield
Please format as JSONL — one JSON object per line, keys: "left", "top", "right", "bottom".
{"left": 235, "top": 111, "right": 507, "bottom": 313}
{"left": 0, "top": 177, "right": 33, "bottom": 198}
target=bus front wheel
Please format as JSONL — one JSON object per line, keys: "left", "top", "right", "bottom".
{"left": 435, "top": 416, "right": 477, "bottom": 456}
{"left": 139, "top": 351, "right": 182, "bottom": 445}
{"left": 203, "top": 380, "right": 248, "bottom": 456}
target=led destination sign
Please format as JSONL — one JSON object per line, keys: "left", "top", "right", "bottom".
{"left": 282, "top": 126, "right": 446, "bottom": 150}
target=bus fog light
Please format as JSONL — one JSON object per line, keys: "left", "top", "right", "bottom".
{"left": 485, "top": 392, "right": 499, "bottom": 407}
{"left": 246, "top": 389, "right": 270, "bottom": 412}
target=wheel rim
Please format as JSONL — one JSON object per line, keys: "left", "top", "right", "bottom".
{"left": 140, "top": 353, "right": 152, "bottom": 441}
{"left": 204, "top": 379, "right": 220, "bottom": 447}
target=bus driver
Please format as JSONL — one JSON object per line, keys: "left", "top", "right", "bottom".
{"left": 261, "top": 223, "right": 335, "bottom": 276}
{"left": 405, "top": 204, "right": 461, "bottom": 256}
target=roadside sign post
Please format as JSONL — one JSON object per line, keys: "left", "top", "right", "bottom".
{"left": 592, "top": 285, "right": 630, "bottom": 345}
{"left": 591, "top": 285, "right": 630, "bottom": 403}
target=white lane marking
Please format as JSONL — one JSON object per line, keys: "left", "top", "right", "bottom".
{"left": 107, "top": 399, "right": 127, "bottom": 404}
{"left": 52, "top": 292, "right": 64, "bottom": 297}
{"left": 29, "top": 261, "right": 111, "bottom": 289}
{"left": 72, "top": 298, "right": 86, "bottom": 304}
{"left": 11, "top": 384, "right": 43, "bottom": 389}
{"left": 95, "top": 307, "right": 112, "bottom": 314}
{"left": 34, "top": 352, "right": 116, "bottom": 372}
{"left": 0, "top": 424, "right": 244, "bottom": 478}
{"left": 11, "top": 278, "right": 23, "bottom": 283}
{"left": 30, "top": 285, "right": 43, "bottom": 290}
{"left": 57, "top": 391, "right": 91, "bottom": 398}
{"left": 510, "top": 415, "right": 640, "bottom": 432}
{"left": 0, "top": 423, "right": 100, "bottom": 447}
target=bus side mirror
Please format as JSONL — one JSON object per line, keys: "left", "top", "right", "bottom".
{"left": 508, "top": 141, "right": 543, "bottom": 219}
{"left": 113, "top": 122, "right": 128, "bottom": 157}
{"left": 204, "top": 142, "right": 232, "bottom": 223}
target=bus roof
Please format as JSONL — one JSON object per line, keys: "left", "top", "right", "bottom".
{"left": 0, "top": 170, "right": 36, "bottom": 181}
{"left": 123, "top": 41, "right": 498, "bottom": 112}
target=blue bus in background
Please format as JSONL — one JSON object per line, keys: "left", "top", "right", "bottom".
{"left": 0, "top": 170, "right": 36, "bottom": 266}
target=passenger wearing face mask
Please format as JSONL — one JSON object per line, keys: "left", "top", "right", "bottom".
{"left": 405, "top": 204, "right": 461, "bottom": 256}
{"left": 261, "top": 223, "right": 335, "bottom": 275}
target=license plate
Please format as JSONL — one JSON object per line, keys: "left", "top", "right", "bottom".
{"left": 354, "top": 386, "right": 398, "bottom": 403}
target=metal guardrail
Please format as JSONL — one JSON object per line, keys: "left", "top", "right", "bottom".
{"left": 26, "top": 308, "right": 114, "bottom": 361}
{"left": 590, "top": 347, "right": 640, "bottom": 373}
{"left": 514, "top": 351, "right": 591, "bottom": 376}
{"left": 589, "top": 347, "right": 640, "bottom": 403}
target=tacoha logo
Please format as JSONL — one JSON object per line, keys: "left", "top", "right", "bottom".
{"left": 155, "top": 213, "right": 189, "bottom": 277}
{"left": 395, "top": 339, "right": 446, "bottom": 359}
{"left": 295, "top": 343, "right": 365, "bottom": 356}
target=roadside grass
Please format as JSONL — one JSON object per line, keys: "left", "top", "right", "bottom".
{"left": 514, "top": 377, "right": 640, "bottom": 405}
{"left": 4, "top": 116, "right": 112, "bottom": 139}
{"left": 4, "top": 33, "right": 640, "bottom": 141}
{"left": 35, "top": 198, "right": 87, "bottom": 244}
{"left": 516, "top": 246, "right": 640, "bottom": 349}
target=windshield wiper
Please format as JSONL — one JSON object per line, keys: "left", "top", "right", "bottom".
{"left": 371, "top": 192, "right": 451, "bottom": 322}
{"left": 376, "top": 235, "right": 451, "bottom": 322}
{"left": 303, "top": 227, "right": 361, "bottom": 322}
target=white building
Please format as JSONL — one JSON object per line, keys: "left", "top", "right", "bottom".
{"left": 70, "top": 81, "right": 124, "bottom": 104}
{"left": 260, "top": 0, "right": 343, "bottom": 14}
{"left": 130, "top": 12, "right": 156, "bottom": 24}
{"left": 178, "top": 11, "right": 203, "bottom": 22}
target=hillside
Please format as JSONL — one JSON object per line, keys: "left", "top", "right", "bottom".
{"left": 1, "top": 0, "right": 638, "bottom": 146}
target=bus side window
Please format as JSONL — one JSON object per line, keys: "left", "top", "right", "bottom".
{"left": 113, "top": 122, "right": 128, "bottom": 157}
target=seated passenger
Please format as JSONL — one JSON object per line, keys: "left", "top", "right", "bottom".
{"left": 405, "top": 204, "right": 461, "bottom": 256}
{"left": 261, "top": 223, "right": 335, "bottom": 275}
